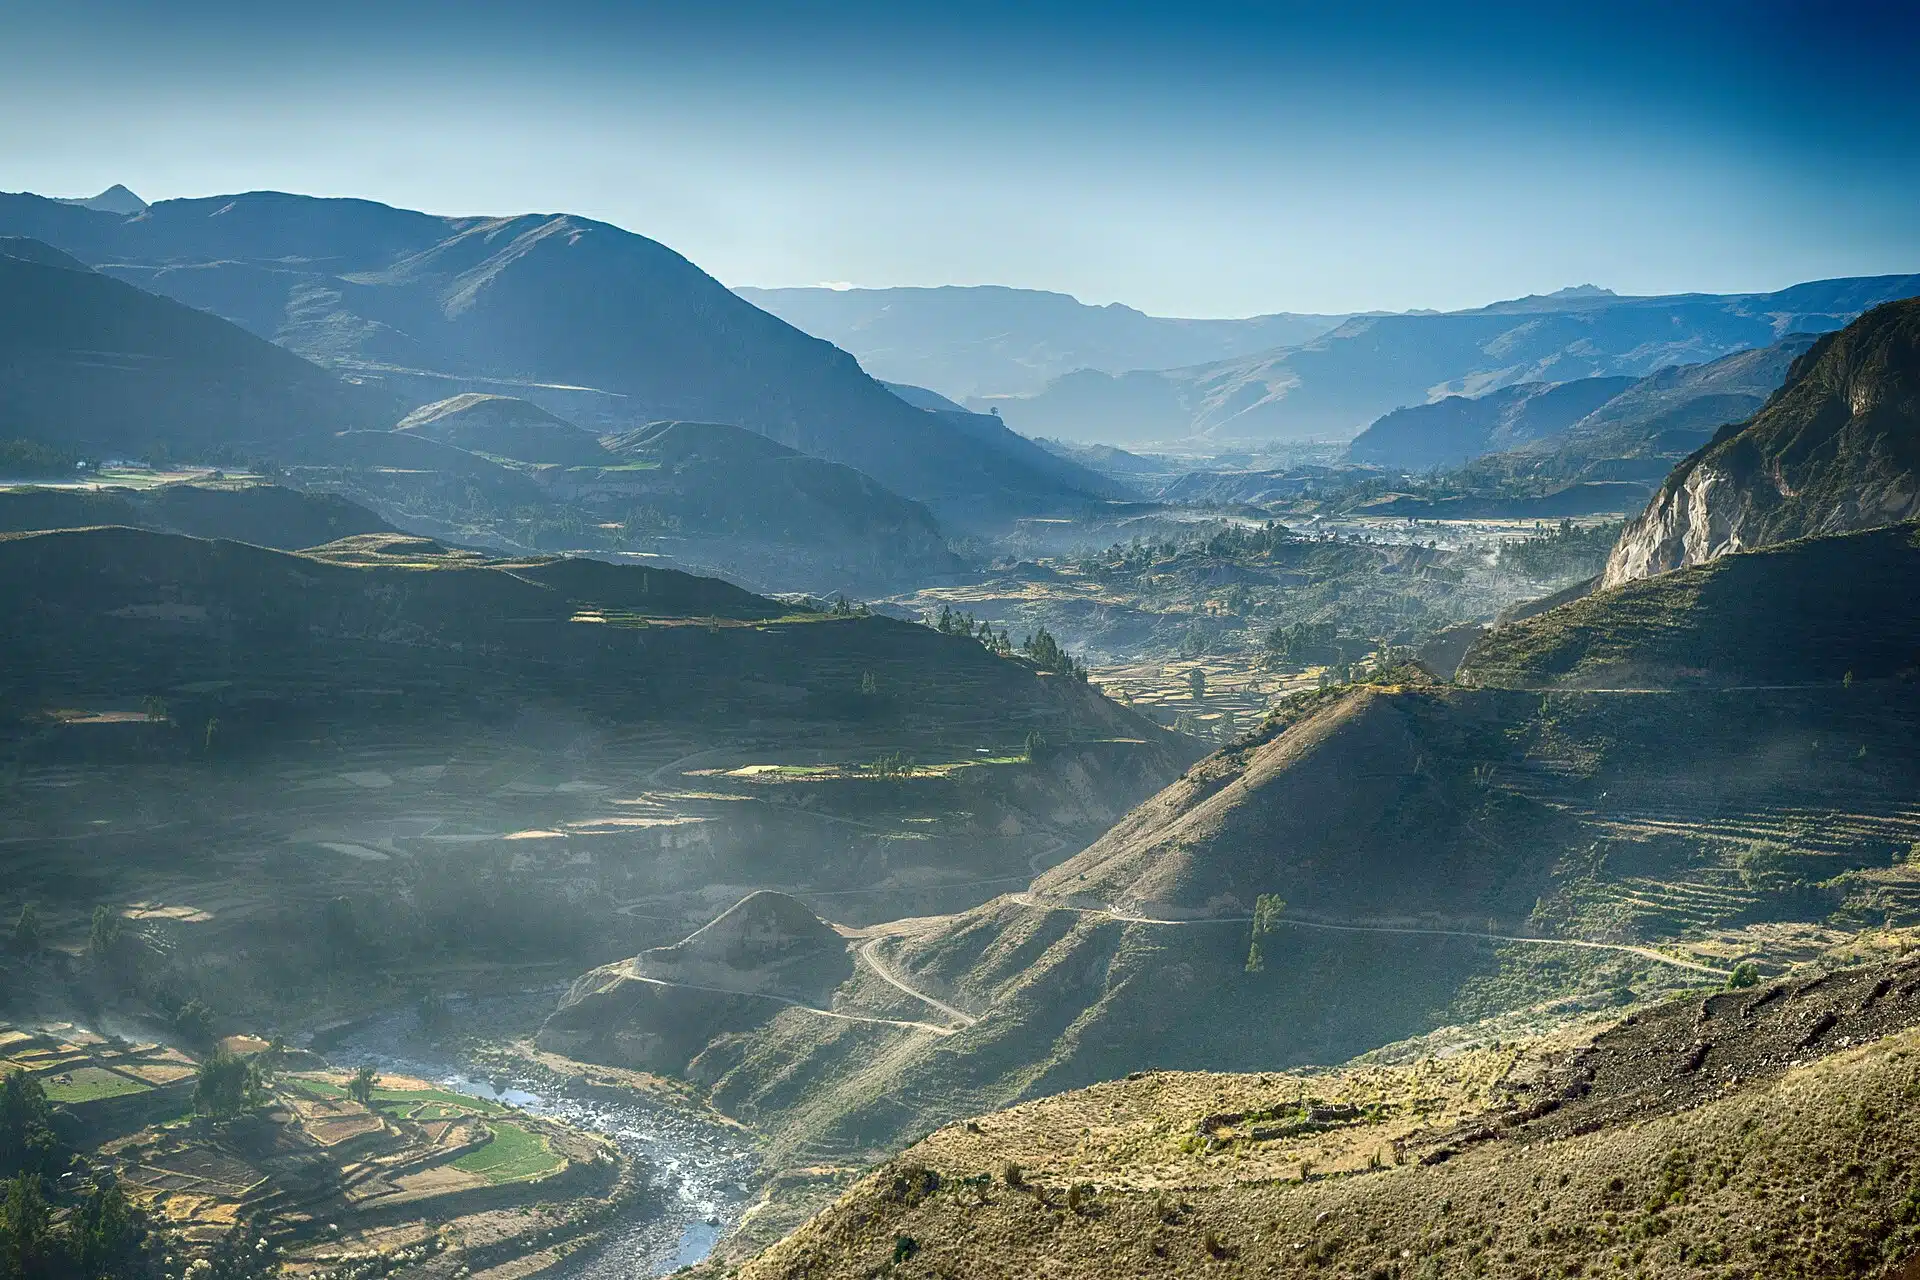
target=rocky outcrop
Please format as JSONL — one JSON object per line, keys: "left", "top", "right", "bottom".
{"left": 1603, "top": 298, "right": 1920, "bottom": 586}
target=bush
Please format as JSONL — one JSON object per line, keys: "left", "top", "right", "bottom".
{"left": 1726, "top": 961, "right": 1762, "bottom": 989}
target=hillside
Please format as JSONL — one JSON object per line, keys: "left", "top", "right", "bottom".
{"left": 1516, "top": 333, "right": 1820, "bottom": 480}
{"left": 977, "top": 276, "right": 1920, "bottom": 444}
{"left": 0, "top": 481, "right": 393, "bottom": 549}
{"left": 0, "top": 523, "right": 1190, "bottom": 1026}
{"left": 724, "top": 949, "right": 1920, "bottom": 1280}
{"left": 560, "top": 419, "right": 971, "bottom": 593}
{"left": 395, "top": 392, "right": 613, "bottom": 465}
{"left": 0, "top": 243, "right": 396, "bottom": 458}
{"left": 0, "top": 191, "right": 1114, "bottom": 524}
{"left": 1346, "top": 375, "right": 1635, "bottom": 470}
{"left": 737, "top": 284, "right": 1345, "bottom": 399}
{"left": 1605, "top": 298, "right": 1920, "bottom": 586}
{"left": 541, "top": 518, "right": 1920, "bottom": 1185}
{"left": 1462, "top": 520, "right": 1920, "bottom": 690}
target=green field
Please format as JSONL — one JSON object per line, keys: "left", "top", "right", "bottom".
{"left": 451, "top": 1120, "right": 564, "bottom": 1183}
{"left": 41, "top": 1066, "right": 152, "bottom": 1103}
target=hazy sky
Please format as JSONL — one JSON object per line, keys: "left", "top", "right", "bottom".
{"left": 2, "top": 0, "right": 1915, "bottom": 315}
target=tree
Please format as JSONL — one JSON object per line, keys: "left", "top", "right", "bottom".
{"left": 172, "top": 1000, "right": 217, "bottom": 1051}
{"left": 1726, "top": 961, "right": 1762, "bottom": 990}
{"left": 1245, "top": 894, "right": 1285, "bottom": 973}
{"left": 347, "top": 1064, "right": 380, "bottom": 1106}
{"left": 8, "top": 903, "right": 38, "bottom": 953}
{"left": 88, "top": 906, "right": 124, "bottom": 966}
{"left": 1023, "top": 731, "right": 1051, "bottom": 763}
{"left": 0, "top": 1070, "right": 61, "bottom": 1180}
{"left": 1188, "top": 668, "right": 1207, "bottom": 701}
{"left": 193, "top": 1053, "right": 263, "bottom": 1121}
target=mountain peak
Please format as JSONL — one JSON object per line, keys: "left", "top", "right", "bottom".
{"left": 1546, "top": 283, "right": 1616, "bottom": 299}
{"left": 56, "top": 184, "right": 148, "bottom": 215}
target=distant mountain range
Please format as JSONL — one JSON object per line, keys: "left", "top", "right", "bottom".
{"left": 0, "top": 190, "right": 1117, "bottom": 525}
{"left": 975, "top": 276, "right": 1920, "bottom": 445}
{"left": 736, "top": 284, "right": 1348, "bottom": 400}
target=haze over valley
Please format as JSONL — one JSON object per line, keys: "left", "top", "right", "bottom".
{"left": 4, "top": 4, "right": 1920, "bottom": 1279}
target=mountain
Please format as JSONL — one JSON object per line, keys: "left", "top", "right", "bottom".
{"left": 0, "top": 191, "right": 1115, "bottom": 524}
{"left": 1345, "top": 375, "right": 1635, "bottom": 470}
{"left": 0, "top": 241, "right": 397, "bottom": 459}
{"left": 543, "top": 517, "right": 1920, "bottom": 1182}
{"left": 0, "top": 482, "right": 392, "bottom": 550}
{"left": 1605, "top": 298, "right": 1920, "bottom": 586}
{"left": 978, "top": 276, "right": 1920, "bottom": 445}
{"left": 577, "top": 419, "right": 971, "bottom": 593}
{"left": 881, "top": 381, "right": 969, "bottom": 413}
{"left": 734, "top": 284, "right": 1347, "bottom": 399}
{"left": 1495, "top": 332, "right": 1823, "bottom": 484}
{"left": 54, "top": 184, "right": 148, "bottom": 215}
{"left": 395, "top": 393, "right": 613, "bottom": 465}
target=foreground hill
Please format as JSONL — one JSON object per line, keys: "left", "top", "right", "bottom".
{"left": 979, "top": 276, "right": 1920, "bottom": 444}
{"left": 726, "top": 948, "right": 1920, "bottom": 1280}
{"left": 737, "top": 284, "right": 1346, "bottom": 400}
{"left": 1605, "top": 297, "right": 1920, "bottom": 585}
{"left": 0, "top": 242, "right": 396, "bottom": 458}
{"left": 0, "top": 190, "right": 1114, "bottom": 523}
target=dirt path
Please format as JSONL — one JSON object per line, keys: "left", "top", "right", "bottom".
{"left": 856, "top": 938, "right": 978, "bottom": 1027}
{"left": 617, "top": 963, "right": 958, "bottom": 1036}
{"left": 1009, "top": 895, "right": 1731, "bottom": 978}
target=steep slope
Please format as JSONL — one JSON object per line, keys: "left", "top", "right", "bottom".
{"left": 0, "top": 191, "right": 1114, "bottom": 523}
{"left": 1604, "top": 298, "right": 1920, "bottom": 585}
{"left": 395, "top": 393, "right": 612, "bottom": 465}
{"left": 727, "top": 952, "right": 1920, "bottom": 1280}
{"left": 0, "top": 245, "right": 396, "bottom": 457}
{"left": 981, "top": 276, "right": 1920, "bottom": 444}
{"left": 0, "top": 482, "right": 393, "bottom": 550}
{"left": 1346, "top": 375, "right": 1635, "bottom": 469}
{"left": 737, "top": 284, "right": 1345, "bottom": 399}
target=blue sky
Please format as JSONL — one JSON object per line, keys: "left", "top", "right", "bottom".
{"left": 1, "top": 0, "right": 1915, "bottom": 315}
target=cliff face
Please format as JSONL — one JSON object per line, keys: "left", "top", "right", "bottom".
{"left": 1603, "top": 298, "right": 1920, "bottom": 586}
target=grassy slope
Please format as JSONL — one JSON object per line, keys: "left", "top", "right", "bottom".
{"left": 1460, "top": 520, "right": 1920, "bottom": 689}
{"left": 731, "top": 951, "right": 1920, "bottom": 1280}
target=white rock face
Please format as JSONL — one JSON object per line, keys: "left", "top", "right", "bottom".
{"left": 1602, "top": 466, "right": 1750, "bottom": 588}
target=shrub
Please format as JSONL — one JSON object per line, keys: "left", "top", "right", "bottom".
{"left": 1727, "top": 962, "right": 1762, "bottom": 989}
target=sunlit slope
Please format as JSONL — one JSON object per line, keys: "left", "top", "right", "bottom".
{"left": 731, "top": 950, "right": 1920, "bottom": 1280}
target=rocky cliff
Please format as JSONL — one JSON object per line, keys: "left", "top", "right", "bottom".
{"left": 1603, "top": 297, "right": 1920, "bottom": 585}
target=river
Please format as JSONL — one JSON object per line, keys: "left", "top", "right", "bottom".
{"left": 315, "top": 987, "right": 759, "bottom": 1277}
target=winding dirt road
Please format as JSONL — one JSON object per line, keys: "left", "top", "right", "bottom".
{"left": 856, "top": 938, "right": 978, "bottom": 1027}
